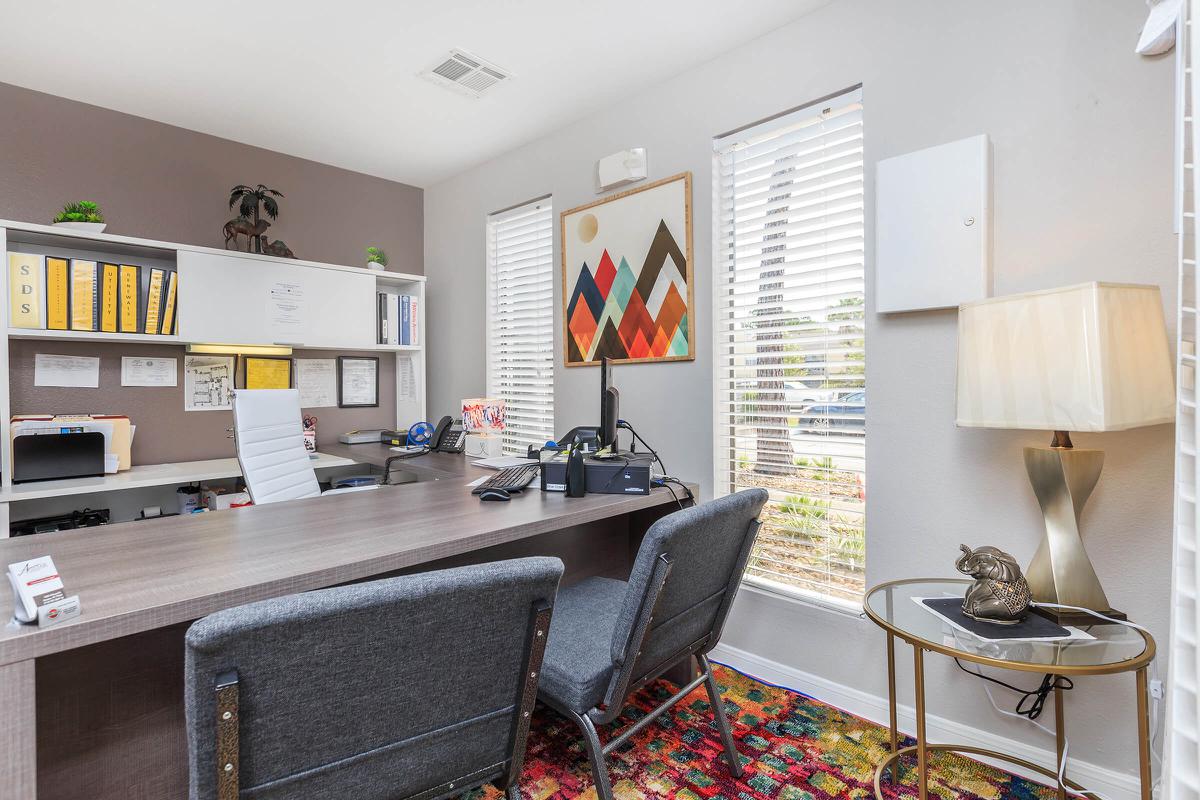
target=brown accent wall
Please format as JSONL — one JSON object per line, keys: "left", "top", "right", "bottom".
{"left": 9, "top": 340, "right": 396, "bottom": 465}
{"left": 0, "top": 82, "right": 422, "bottom": 272}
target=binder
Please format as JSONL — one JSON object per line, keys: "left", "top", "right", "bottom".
{"left": 69, "top": 260, "right": 98, "bottom": 331}
{"left": 119, "top": 265, "right": 140, "bottom": 333}
{"left": 142, "top": 268, "right": 165, "bottom": 335}
{"left": 400, "top": 294, "right": 410, "bottom": 346}
{"left": 46, "top": 257, "right": 69, "bottom": 330}
{"left": 409, "top": 296, "right": 418, "bottom": 346}
{"left": 377, "top": 291, "right": 387, "bottom": 344}
{"left": 387, "top": 294, "right": 400, "bottom": 346}
{"left": 8, "top": 253, "right": 45, "bottom": 329}
{"left": 99, "top": 263, "right": 119, "bottom": 333}
{"left": 160, "top": 271, "right": 178, "bottom": 335}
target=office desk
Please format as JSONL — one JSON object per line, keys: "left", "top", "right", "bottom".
{"left": 0, "top": 453, "right": 693, "bottom": 800}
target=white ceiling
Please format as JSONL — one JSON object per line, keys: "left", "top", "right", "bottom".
{"left": 0, "top": 1, "right": 829, "bottom": 187}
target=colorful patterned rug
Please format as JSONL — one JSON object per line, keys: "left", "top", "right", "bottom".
{"left": 471, "top": 664, "right": 1057, "bottom": 800}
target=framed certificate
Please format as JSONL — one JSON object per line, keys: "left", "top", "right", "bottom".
{"left": 338, "top": 356, "right": 379, "bottom": 408}
{"left": 242, "top": 356, "right": 293, "bottom": 390}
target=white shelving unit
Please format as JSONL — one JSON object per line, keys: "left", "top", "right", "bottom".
{"left": 0, "top": 218, "right": 427, "bottom": 535}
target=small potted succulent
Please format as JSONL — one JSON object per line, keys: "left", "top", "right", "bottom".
{"left": 366, "top": 246, "right": 388, "bottom": 271}
{"left": 52, "top": 201, "right": 106, "bottom": 233}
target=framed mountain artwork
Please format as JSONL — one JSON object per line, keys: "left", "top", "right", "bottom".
{"left": 561, "top": 172, "right": 694, "bottom": 366}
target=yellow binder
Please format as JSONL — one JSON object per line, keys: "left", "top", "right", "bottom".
{"left": 46, "top": 257, "right": 69, "bottom": 330}
{"left": 70, "top": 260, "right": 97, "bottom": 331}
{"left": 99, "top": 263, "right": 119, "bottom": 333}
{"left": 119, "top": 265, "right": 139, "bottom": 333}
{"left": 8, "top": 253, "right": 44, "bottom": 329}
{"left": 143, "top": 268, "right": 165, "bottom": 335}
{"left": 160, "top": 271, "right": 178, "bottom": 335}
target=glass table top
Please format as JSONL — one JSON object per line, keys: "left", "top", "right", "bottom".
{"left": 864, "top": 579, "right": 1152, "bottom": 673}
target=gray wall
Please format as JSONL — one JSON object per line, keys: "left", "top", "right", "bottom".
{"left": 425, "top": 0, "right": 1175, "bottom": 780}
{"left": 0, "top": 81, "right": 423, "bottom": 273}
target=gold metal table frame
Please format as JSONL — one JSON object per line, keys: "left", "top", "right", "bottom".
{"left": 863, "top": 579, "right": 1156, "bottom": 800}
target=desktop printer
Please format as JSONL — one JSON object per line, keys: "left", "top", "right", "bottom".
{"left": 540, "top": 455, "right": 651, "bottom": 495}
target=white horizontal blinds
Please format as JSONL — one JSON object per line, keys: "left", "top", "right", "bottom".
{"left": 713, "top": 87, "right": 866, "bottom": 608}
{"left": 1170, "top": 1, "right": 1200, "bottom": 795}
{"left": 486, "top": 197, "right": 555, "bottom": 455}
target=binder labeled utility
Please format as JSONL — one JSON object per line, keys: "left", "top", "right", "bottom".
{"left": 99, "top": 263, "right": 119, "bottom": 333}
{"left": 119, "top": 264, "right": 139, "bottom": 333}
{"left": 8, "top": 253, "right": 45, "bottom": 329}
{"left": 46, "top": 257, "right": 69, "bottom": 330}
{"left": 160, "top": 271, "right": 178, "bottom": 335}
{"left": 142, "top": 268, "right": 165, "bottom": 335}
{"left": 69, "top": 260, "right": 98, "bottom": 332}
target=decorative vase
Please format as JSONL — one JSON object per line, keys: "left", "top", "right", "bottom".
{"left": 53, "top": 222, "right": 107, "bottom": 233}
{"left": 367, "top": 262, "right": 385, "bottom": 271}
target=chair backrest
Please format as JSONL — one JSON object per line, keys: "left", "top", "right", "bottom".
{"left": 604, "top": 489, "right": 767, "bottom": 705}
{"left": 232, "top": 389, "right": 321, "bottom": 505}
{"left": 185, "top": 557, "right": 563, "bottom": 800}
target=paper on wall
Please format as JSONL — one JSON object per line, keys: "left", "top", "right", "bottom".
{"left": 268, "top": 281, "right": 307, "bottom": 341}
{"left": 121, "top": 356, "right": 178, "bottom": 387}
{"left": 34, "top": 354, "right": 99, "bottom": 388}
{"left": 295, "top": 358, "right": 337, "bottom": 408}
{"left": 184, "top": 355, "right": 235, "bottom": 411}
{"left": 398, "top": 354, "right": 417, "bottom": 401}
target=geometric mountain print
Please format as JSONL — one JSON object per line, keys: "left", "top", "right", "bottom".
{"left": 469, "top": 664, "right": 1058, "bottom": 800}
{"left": 567, "top": 220, "right": 690, "bottom": 363}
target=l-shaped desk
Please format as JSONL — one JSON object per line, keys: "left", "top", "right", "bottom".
{"left": 0, "top": 449, "right": 694, "bottom": 800}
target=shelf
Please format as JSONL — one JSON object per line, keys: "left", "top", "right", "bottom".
{"left": 9, "top": 328, "right": 182, "bottom": 345}
{"left": 373, "top": 271, "right": 425, "bottom": 285}
{"left": 374, "top": 344, "right": 422, "bottom": 352}
{"left": 0, "top": 451, "right": 356, "bottom": 503}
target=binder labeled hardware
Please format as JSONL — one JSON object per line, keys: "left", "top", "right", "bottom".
{"left": 160, "top": 271, "right": 178, "bottom": 335}
{"left": 119, "top": 265, "right": 139, "bottom": 333}
{"left": 46, "top": 257, "right": 69, "bottom": 330}
{"left": 143, "top": 268, "right": 165, "bottom": 335}
{"left": 69, "top": 260, "right": 98, "bottom": 332}
{"left": 99, "top": 263, "right": 119, "bottom": 333}
{"left": 8, "top": 253, "right": 45, "bottom": 329}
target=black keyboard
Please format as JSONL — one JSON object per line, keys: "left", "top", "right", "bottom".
{"left": 471, "top": 463, "right": 541, "bottom": 495}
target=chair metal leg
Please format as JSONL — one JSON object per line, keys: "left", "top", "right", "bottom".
{"left": 569, "top": 710, "right": 615, "bottom": 800}
{"left": 505, "top": 784, "right": 521, "bottom": 800}
{"left": 698, "top": 654, "right": 743, "bottom": 778}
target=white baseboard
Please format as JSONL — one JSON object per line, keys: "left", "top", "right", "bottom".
{"left": 708, "top": 642, "right": 1141, "bottom": 800}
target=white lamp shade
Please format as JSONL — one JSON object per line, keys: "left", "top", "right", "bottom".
{"left": 956, "top": 282, "right": 1175, "bottom": 431}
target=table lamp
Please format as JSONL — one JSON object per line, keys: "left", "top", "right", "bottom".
{"left": 462, "top": 398, "right": 507, "bottom": 459}
{"left": 956, "top": 282, "right": 1174, "bottom": 622}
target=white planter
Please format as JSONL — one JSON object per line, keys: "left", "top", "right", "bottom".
{"left": 366, "top": 262, "right": 386, "bottom": 271}
{"left": 53, "top": 221, "right": 107, "bottom": 233}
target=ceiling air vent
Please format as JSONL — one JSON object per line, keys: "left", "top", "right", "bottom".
{"left": 421, "top": 49, "right": 511, "bottom": 98}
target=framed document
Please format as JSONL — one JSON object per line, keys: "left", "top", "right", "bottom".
{"left": 243, "top": 356, "right": 293, "bottom": 390}
{"left": 338, "top": 356, "right": 379, "bottom": 408}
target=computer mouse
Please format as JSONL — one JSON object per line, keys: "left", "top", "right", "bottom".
{"left": 479, "top": 489, "right": 511, "bottom": 502}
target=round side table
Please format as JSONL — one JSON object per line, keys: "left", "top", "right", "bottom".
{"left": 863, "top": 579, "right": 1155, "bottom": 800}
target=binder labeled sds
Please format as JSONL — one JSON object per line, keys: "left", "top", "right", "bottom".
{"left": 8, "top": 253, "right": 45, "bottom": 329}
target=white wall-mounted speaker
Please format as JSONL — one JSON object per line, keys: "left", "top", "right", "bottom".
{"left": 596, "top": 148, "right": 648, "bottom": 192}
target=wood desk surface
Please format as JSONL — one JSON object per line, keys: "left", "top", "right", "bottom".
{"left": 0, "top": 453, "right": 686, "bottom": 666}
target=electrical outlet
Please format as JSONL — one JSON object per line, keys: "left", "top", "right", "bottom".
{"left": 1150, "top": 679, "right": 1165, "bottom": 700}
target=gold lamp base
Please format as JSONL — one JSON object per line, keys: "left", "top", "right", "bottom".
{"left": 1023, "top": 442, "right": 1123, "bottom": 625}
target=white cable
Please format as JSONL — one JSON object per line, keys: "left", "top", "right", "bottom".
{"left": 960, "top": 602, "right": 1162, "bottom": 800}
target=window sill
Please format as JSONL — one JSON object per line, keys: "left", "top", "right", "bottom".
{"left": 740, "top": 576, "right": 866, "bottom": 621}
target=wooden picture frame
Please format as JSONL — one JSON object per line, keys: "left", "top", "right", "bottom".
{"left": 560, "top": 171, "right": 694, "bottom": 367}
{"left": 337, "top": 356, "right": 379, "bottom": 408}
{"left": 241, "top": 356, "right": 292, "bottom": 390}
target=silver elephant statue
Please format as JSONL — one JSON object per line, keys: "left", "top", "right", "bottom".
{"left": 955, "top": 544, "right": 1032, "bottom": 624}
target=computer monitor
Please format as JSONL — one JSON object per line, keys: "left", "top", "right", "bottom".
{"left": 599, "top": 357, "right": 619, "bottom": 450}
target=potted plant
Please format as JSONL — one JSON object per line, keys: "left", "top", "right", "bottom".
{"left": 52, "top": 201, "right": 106, "bottom": 233}
{"left": 366, "top": 247, "right": 388, "bottom": 271}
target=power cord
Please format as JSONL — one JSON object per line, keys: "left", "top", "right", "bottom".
{"left": 955, "top": 660, "right": 1071, "bottom": 721}
{"left": 959, "top": 601, "right": 1160, "bottom": 799}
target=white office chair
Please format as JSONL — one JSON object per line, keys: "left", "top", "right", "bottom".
{"left": 231, "top": 389, "right": 378, "bottom": 505}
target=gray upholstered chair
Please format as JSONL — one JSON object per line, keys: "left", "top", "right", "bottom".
{"left": 536, "top": 489, "right": 768, "bottom": 800}
{"left": 184, "top": 557, "right": 563, "bottom": 800}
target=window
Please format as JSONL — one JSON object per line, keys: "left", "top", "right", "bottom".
{"left": 486, "top": 196, "right": 555, "bottom": 454}
{"left": 713, "top": 87, "right": 866, "bottom": 608}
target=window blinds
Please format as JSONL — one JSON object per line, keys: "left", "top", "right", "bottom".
{"left": 713, "top": 87, "right": 866, "bottom": 608}
{"left": 1169, "top": 1, "right": 1200, "bottom": 794}
{"left": 486, "top": 197, "right": 555, "bottom": 455}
